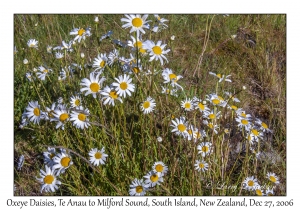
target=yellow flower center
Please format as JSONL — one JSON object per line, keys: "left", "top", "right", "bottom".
{"left": 75, "top": 99, "right": 80, "bottom": 106}
{"left": 78, "top": 28, "right": 85, "bottom": 36}
{"left": 78, "top": 113, "right": 86, "bottom": 121}
{"left": 208, "top": 123, "right": 214, "bottom": 129}
{"left": 188, "top": 129, "right": 193, "bottom": 135}
{"left": 90, "top": 83, "right": 100, "bottom": 93}
{"left": 134, "top": 41, "right": 143, "bottom": 48}
{"left": 267, "top": 192, "right": 273, "bottom": 196}
{"left": 241, "top": 119, "right": 248, "bottom": 125}
{"left": 262, "top": 122, "right": 268, "bottom": 129}
{"left": 100, "top": 61, "right": 106, "bottom": 68}
{"left": 216, "top": 73, "right": 222, "bottom": 78}
{"left": 33, "top": 108, "right": 40, "bottom": 116}
{"left": 152, "top": 46, "right": 162, "bottom": 55}
{"left": 177, "top": 124, "right": 186, "bottom": 132}
{"left": 132, "top": 17, "right": 143, "bottom": 27}
{"left": 248, "top": 180, "right": 254, "bottom": 187}
{"left": 132, "top": 67, "right": 140, "bottom": 73}
{"left": 184, "top": 103, "right": 191, "bottom": 109}
{"left": 199, "top": 163, "right": 205, "bottom": 168}
{"left": 59, "top": 113, "right": 69, "bottom": 122}
{"left": 94, "top": 152, "right": 102, "bottom": 159}
{"left": 120, "top": 82, "right": 128, "bottom": 90}
{"left": 61, "top": 157, "right": 71, "bottom": 168}
{"left": 109, "top": 91, "right": 118, "bottom": 99}
{"left": 209, "top": 114, "right": 215, "bottom": 119}
{"left": 143, "top": 101, "right": 150, "bottom": 109}
{"left": 252, "top": 129, "right": 259, "bottom": 136}
{"left": 241, "top": 112, "right": 247, "bottom": 118}
{"left": 195, "top": 132, "right": 201, "bottom": 138}
{"left": 256, "top": 189, "right": 263, "bottom": 196}
{"left": 169, "top": 73, "right": 177, "bottom": 82}
{"left": 136, "top": 186, "right": 143, "bottom": 193}
{"left": 150, "top": 174, "right": 159, "bottom": 182}
{"left": 198, "top": 103, "right": 205, "bottom": 111}
{"left": 48, "top": 110, "right": 55, "bottom": 118}
{"left": 270, "top": 176, "right": 277, "bottom": 183}
{"left": 44, "top": 175, "right": 54, "bottom": 184}
{"left": 139, "top": 48, "right": 146, "bottom": 53}
{"left": 212, "top": 99, "right": 220, "bottom": 105}
{"left": 231, "top": 105, "right": 237, "bottom": 110}
{"left": 218, "top": 96, "right": 224, "bottom": 101}
{"left": 43, "top": 69, "right": 48, "bottom": 73}
{"left": 224, "top": 129, "right": 229, "bottom": 134}
{"left": 202, "top": 146, "right": 209, "bottom": 153}
{"left": 155, "top": 164, "right": 163, "bottom": 172}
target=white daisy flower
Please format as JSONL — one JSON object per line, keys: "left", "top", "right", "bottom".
{"left": 36, "top": 165, "right": 61, "bottom": 193}
{"left": 192, "top": 97, "right": 210, "bottom": 113}
{"left": 236, "top": 116, "right": 251, "bottom": 131}
{"left": 94, "top": 16, "right": 99, "bottom": 23}
{"left": 121, "top": 14, "right": 150, "bottom": 35}
{"left": 186, "top": 125, "right": 195, "bottom": 141}
{"left": 62, "top": 40, "right": 73, "bottom": 52}
{"left": 108, "top": 49, "right": 119, "bottom": 66}
{"left": 129, "top": 178, "right": 148, "bottom": 196}
{"left": 70, "top": 107, "right": 91, "bottom": 129}
{"left": 193, "top": 127, "right": 206, "bottom": 141}
{"left": 203, "top": 110, "right": 221, "bottom": 121}
{"left": 36, "top": 66, "right": 52, "bottom": 81}
{"left": 254, "top": 184, "right": 265, "bottom": 196}
{"left": 55, "top": 51, "right": 64, "bottom": 59}
{"left": 194, "top": 160, "right": 209, "bottom": 172}
{"left": 144, "top": 171, "right": 163, "bottom": 188}
{"left": 27, "top": 39, "right": 38, "bottom": 49}
{"left": 266, "top": 172, "right": 280, "bottom": 184}
{"left": 255, "top": 118, "right": 272, "bottom": 133}
{"left": 112, "top": 74, "right": 135, "bottom": 98}
{"left": 46, "top": 45, "right": 52, "bottom": 53}
{"left": 203, "top": 120, "right": 219, "bottom": 134}
{"left": 89, "top": 147, "right": 108, "bottom": 166}
{"left": 51, "top": 104, "right": 69, "bottom": 130}
{"left": 70, "top": 27, "right": 91, "bottom": 43}
{"left": 80, "top": 72, "right": 106, "bottom": 98}
{"left": 181, "top": 98, "right": 194, "bottom": 111}
{"left": 127, "top": 35, "right": 147, "bottom": 55}
{"left": 236, "top": 108, "right": 252, "bottom": 119}
{"left": 43, "top": 147, "right": 57, "bottom": 167}
{"left": 70, "top": 95, "right": 82, "bottom": 108}
{"left": 152, "top": 14, "right": 168, "bottom": 33}
{"left": 242, "top": 176, "right": 258, "bottom": 191}
{"left": 152, "top": 161, "right": 168, "bottom": 177}
{"left": 170, "top": 116, "right": 189, "bottom": 138}
{"left": 161, "top": 68, "right": 183, "bottom": 90}
{"left": 140, "top": 96, "right": 156, "bottom": 114}
{"left": 209, "top": 72, "right": 232, "bottom": 83}
{"left": 206, "top": 93, "right": 226, "bottom": 107}
{"left": 161, "top": 86, "right": 178, "bottom": 97}
{"left": 52, "top": 151, "right": 73, "bottom": 175}
{"left": 25, "top": 101, "right": 43, "bottom": 124}
{"left": 224, "top": 91, "right": 240, "bottom": 103}
{"left": 143, "top": 40, "right": 170, "bottom": 66}
{"left": 100, "top": 85, "right": 123, "bottom": 106}
{"left": 92, "top": 53, "right": 108, "bottom": 73}
{"left": 249, "top": 128, "right": 264, "bottom": 142}
{"left": 26, "top": 72, "right": 33, "bottom": 82}
{"left": 197, "top": 142, "right": 213, "bottom": 157}
{"left": 265, "top": 187, "right": 274, "bottom": 196}
{"left": 23, "top": 59, "right": 29, "bottom": 65}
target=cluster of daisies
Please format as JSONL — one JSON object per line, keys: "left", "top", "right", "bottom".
{"left": 36, "top": 147, "right": 108, "bottom": 193}
{"left": 129, "top": 161, "right": 168, "bottom": 196}
{"left": 242, "top": 172, "right": 280, "bottom": 196}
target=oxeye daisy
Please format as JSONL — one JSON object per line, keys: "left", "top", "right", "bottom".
{"left": 108, "top": 49, "right": 119, "bottom": 66}
{"left": 170, "top": 117, "right": 189, "bottom": 138}
{"left": 161, "top": 68, "right": 183, "bottom": 90}
{"left": 242, "top": 176, "right": 258, "bottom": 191}
{"left": 254, "top": 184, "right": 264, "bottom": 196}
{"left": 92, "top": 53, "right": 108, "bottom": 73}
{"left": 236, "top": 116, "right": 251, "bottom": 131}
{"left": 144, "top": 171, "right": 163, "bottom": 188}
{"left": 51, "top": 104, "right": 69, "bottom": 130}
{"left": 70, "top": 107, "right": 91, "bottom": 129}
{"left": 206, "top": 93, "right": 226, "bottom": 107}
{"left": 236, "top": 108, "right": 252, "bottom": 119}
{"left": 203, "top": 110, "right": 221, "bottom": 121}
{"left": 161, "top": 86, "right": 178, "bottom": 97}
{"left": 181, "top": 98, "right": 194, "bottom": 111}
{"left": 26, "top": 72, "right": 33, "bottom": 82}
{"left": 27, "top": 39, "right": 38, "bottom": 49}
{"left": 193, "top": 128, "right": 206, "bottom": 141}
{"left": 129, "top": 178, "right": 148, "bottom": 196}
{"left": 52, "top": 151, "right": 73, "bottom": 175}
{"left": 249, "top": 128, "right": 264, "bottom": 142}
{"left": 70, "top": 27, "right": 91, "bottom": 43}
{"left": 25, "top": 101, "right": 43, "bottom": 124}
{"left": 143, "top": 40, "right": 170, "bottom": 66}
{"left": 43, "top": 147, "right": 57, "bottom": 167}
{"left": 36, "top": 66, "right": 52, "bottom": 81}
{"left": 127, "top": 35, "right": 147, "bottom": 54}
{"left": 265, "top": 187, "right": 274, "bottom": 196}
{"left": 209, "top": 72, "right": 232, "bottom": 83}
{"left": 100, "top": 85, "right": 123, "bottom": 106}
{"left": 152, "top": 14, "right": 168, "bottom": 33}
{"left": 121, "top": 14, "right": 150, "bottom": 35}
{"left": 36, "top": 165, "right": 61, "bottom": 193}
{"left": 112, "top": 74, "right": 135, "bottom": 98}
{"left": 43, "top": 102, "right": 56, "bottom": 121}
{"left": 197, "top": 142, "right": 213, "bottom": 157}
{"left": 186, "top": 125, "right": 195, "bottom": 141}
{"left": 203, "top": 120, "right": 219, "bottom": 134}
{"left": 192, "top": 97, "right": 210, "bottom": 113}
{"left": 224, "top": 91, "right": 240, "bottom": 103}
{"left": 55, "top": 51, "right": 64, "bottom": 59}
{"left": 70, "top": 95, "right": 82, "bottom": 108}
{"left": 88, "top": 147, "right": 108, "bottom": 166}
{"left": 61, "top": 40, "right": 73, "bottom": 52}
{"left": 255, "top": 118, "right": 272, "bottom": 133}
{"left": 194, "top": 160, "right": 209, "bottom": 172}
{"left": 46, "top": 45, "right": 52, "bottom": 53}
{"left": 152, "top": 161, "right": 168, "bottom": 177}
{"left": 266, "top": 172, "right": 280, "bottom": 184}
{"left": 140, "top": 96, "right": 156, "bottom": 114}
{"left": 80, "top": 72, "right": 106, "bottom": 98}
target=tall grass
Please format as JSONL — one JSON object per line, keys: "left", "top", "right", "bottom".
{"left": 14, "top": 14, "right": 286, "bottom": 196}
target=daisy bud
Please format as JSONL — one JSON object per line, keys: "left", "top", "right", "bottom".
{"left": 23, "top": 59, "right": 29, "bottom": 65}
{"left": 94, "top": 16, "right": 99, "bottom": 23}
{"left": 80, "top": 53, "right": 85, "bottom": 58}
{"left": 170, "top": 35, "right": 175, "bottom": 41}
